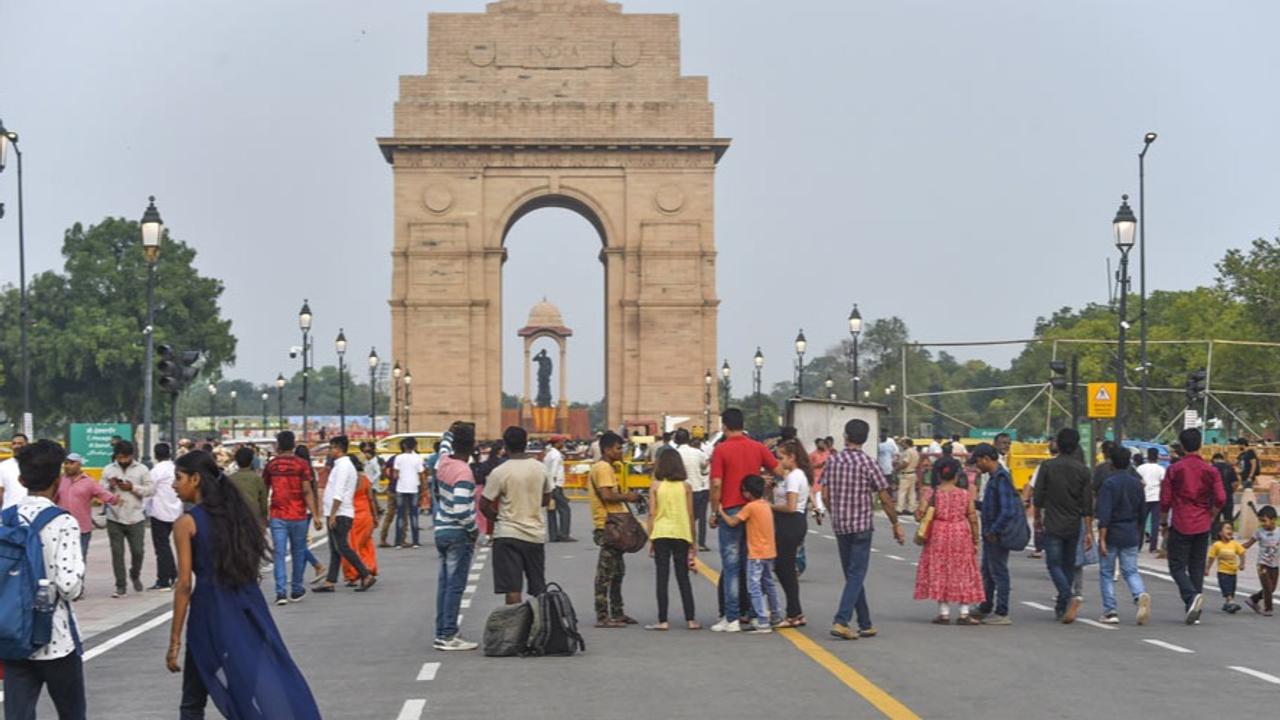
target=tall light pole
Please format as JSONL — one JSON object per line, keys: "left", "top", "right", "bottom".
{"left": 825, "top": 374, "right": 834, "bottom": 398}
{"left": 276, "top": 373, "right": 286, "bottom": 430}
{"left": 794, "top": 330, "right": 807, "bottom": 397}
{"left": 703, "top": 369, "right": 712, "bottom": 432}
{"left": 298, "top": 300, "right": 313, "bottom": 443}
{"left": 229, "top": 389, "right": 238, "bottom": 438}
{"left": 261, "top": 391, "right": 269, "bottom": 436}
{"left": 848, "top": 305, "right": 863, "bottom": 400}
{"left": 392, "top": 363, "right": 403, "bottom": 434}
{"left": 0, "top": 120, "right": 30, "bottom": 434}
{"left": 720, "top": 360, "right": 731, "bottom": 412}
{"left": 1113, "top": 195, "right": 1137, "bottom": 443}
{"left": 1138, "top": 131, "right": 1157, "bottom": 437}
{"left": 336, "top": 329, "right": 348, "bottom": 433}
{"left": 403, "top": 369, "right": 413, "bottom": 433}
{"left": 207, "top": 382, "right": 218, "bottom": 440}
{"left": 139, "top": 196, "right": 163, "bottom": 461}
{"left": 368, "top": 348, "right": 380, "bottom": 439}
{"left": 753, "top": 348, "right": 764, "bottom": 430}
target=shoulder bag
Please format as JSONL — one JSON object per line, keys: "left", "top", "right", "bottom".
{"left": 914, "top": 486, "right": 937, "bottom": 547}
{"left": 590, "top": 469, "right": 648, "bottom": 554}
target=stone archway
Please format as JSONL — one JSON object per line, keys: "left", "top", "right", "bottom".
{"left": 379, "top": 0, "right": 728, "bottom": 438}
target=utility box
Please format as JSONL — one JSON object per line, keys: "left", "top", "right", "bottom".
{"left": 785, "top": 398, "right": 888, "bottom": 448}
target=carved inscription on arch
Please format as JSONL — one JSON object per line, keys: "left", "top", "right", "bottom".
{"left": 467, "top": 40, "right": 641, "bottom": 69}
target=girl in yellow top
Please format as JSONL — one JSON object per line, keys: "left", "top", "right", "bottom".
{"left": 646, "top": 447, "right": 699, "bottom": 630}
{"left": 1206, "top": 523, "right": 1247, "bottom": 614}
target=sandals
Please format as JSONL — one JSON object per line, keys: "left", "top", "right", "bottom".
{"left": 616, "top": 615, "right": 639, "bottom": 625}
{"left": 355, "top": 576, "right": 378, "bottom": 592}
{"left": 595, "top": 619, "right": 626, "bottom": 628}
{"left": 774, "top": 618, "right": 801, "bottom": 629}
{"left": 313, "top": 584, "right": 336, "bottom": 593}
{"left": 931, "top": 615, "right": 951, "bottom": 625}
{"left": 644, "top": 623, "right": 669, "bottom": 631}
{"left": 686, "top": 621, "right": 702, "bottom": 630}
{"left": 956, "top": 615, "right": 981, "bottom": 626}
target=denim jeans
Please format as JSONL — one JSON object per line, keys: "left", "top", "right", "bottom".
{"left": 980, "top": 540, "right": 1011, "bottom": 616}
{"left": 1043, "top": 531, "right": 1079, "bottom": 613}
{"left": 3, "top": 652, "right": 87, "bottom": 720}
{"left": 79, "top": 532, "right": 92, "bottom": 563}
{"left": 747, "top": 558, "right": 781, "bottom": 624}
{"left": 270, "top": 518, "right": 310, "bottom": 596}
{"left": 1099, "top": 544, "right": 1146, "bottom": 613}
{"left": 396, "top": 492, "right": 420, "bottom": 545}
{"left": 1166, "top": 529, "right": 1209, "bottom": 609}
{"left": 435, "top": 531, "right": 475, "bottom": 640}
{"left": 716, "top": 506, "right": 746, "bottom": 620}
{"left": 834, "top": 530, "right": 873, "bottom": 629}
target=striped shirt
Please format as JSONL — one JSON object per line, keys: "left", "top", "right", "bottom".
{"left": 823, "top": 447, "right": 888, "bottom": 535}
{"left": 433, "top": 454, "right": 477, "bottom": 537}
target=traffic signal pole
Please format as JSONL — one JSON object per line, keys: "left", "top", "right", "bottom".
{"left": 1071, "top": 354, "right": 1080, "bottom": 428}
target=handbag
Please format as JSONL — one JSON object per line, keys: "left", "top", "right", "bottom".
{"left": 590, "top": 469, "right": 648, "bottom": 554}
{"left": 914, "top": 486, "right": 937, "bottom": 547}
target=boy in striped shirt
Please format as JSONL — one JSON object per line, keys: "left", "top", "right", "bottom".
{"left": 432, "top": 424, "right": 479, "bottom": 651}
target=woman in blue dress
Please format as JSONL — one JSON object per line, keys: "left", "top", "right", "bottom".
{"left": 165, "top": 451, "right": 322, "bottom": 719}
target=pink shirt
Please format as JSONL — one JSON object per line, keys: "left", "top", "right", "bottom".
{"left": 55, "top": 473, "right": 117, "bottom": 533}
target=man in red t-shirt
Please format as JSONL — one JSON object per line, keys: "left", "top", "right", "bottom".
{"left": 262, "top": 431, "right": 322, "bottom": 604}
{"left": 708, "top": 408, "right": 784, "bottom": 631}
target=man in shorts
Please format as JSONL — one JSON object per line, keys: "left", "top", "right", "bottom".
{"left": 480, "top": 426, "right": 554, "bottom": 604}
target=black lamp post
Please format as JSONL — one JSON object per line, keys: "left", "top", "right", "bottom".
{"left": 703, "top": 369, "right": 712, "bottom": 432}
{"left": 753, "top": 348, "right": 764, "bottom": 430}
{"left": 276, "top": 373, "right": 286, "bottom": 429}
{"left": 229, "top": 389, "right": 238, "bottom": 438}
{"left": 403, "top": 369, "right": 413, "bottom": 433}
{"left": 848, "top": 305, "right": 863, "bottom": 400}
{"left": 794, "top": 330, "right": 807, "bottom": 397}
{"left": 298, "top": 301, "right": 313, "bottom": 443}
{"left": 1113, "top": 195, "right": 1138, "bottom": 443}
{"left": 1138, "top": 132, "right": 1157, "bottom": 436}
{"left": 0, "top": 120, "right": 30, "bottom": 432}
{"left": 261, "top": 391, "right": 269, "bottom": 436}
{"left": 207, "top": 382, "right": 218, "bottom": 440}
{"left": 336, "top": 329, "right": 347, "bottom": 433}
{"left": 368, "top": 348, "right": 379, "bottom": 439}
{"left": 392, "top": 363, "right": 403, "bottom": 434}
{"left": 720, "top": 360, "right": 731, "bottom": 411}
{"left": 140, "top": 196, "right": 163, "bottom": 460}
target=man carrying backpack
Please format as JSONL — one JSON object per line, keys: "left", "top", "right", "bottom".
{"left": 2, "top": 439, "right": 87, "bottom": 719}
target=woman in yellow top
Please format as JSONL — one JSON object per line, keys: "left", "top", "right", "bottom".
{"left": 646, "top": 447, "right": 700, "bottom": 630}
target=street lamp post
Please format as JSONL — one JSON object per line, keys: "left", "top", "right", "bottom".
{"left": 848, "top": 305, "right": 863, "bottom": 400}
{"left": 298, "top": 301, "right": 313, "bottom": 443}
{"left": 703, "top": 370, "right": 712, "bottom": 432}
{"left": 794, "top": 330, "right": 807, "bottom": 397}
{"left": 261, "top": 392, "right": 269, "bottom": 436}
{"left": 139, "top": 196, "right": 163, "bottom": 461}
{"left": 753, "top": 348, "right": 764, "bottom": 431}
{"left": 229, "top": 390, "right": 237, "bottom": 438}
{"left": 720, "top": 360, "right": 731, "bottom": 412}
{"left": 336, "top": 329, "right": 348, "bottom": 433}
{"left": 825, "top": 374, "right": 834, "bottom": 399}
{"left": 207, "top": 383, "right": 218, "bottom": 440}
{"left": 276, "top": 373, "right": 286, "bottom": 429}
{"left": 368, "top": 348, "right": 380, "bottom": 439}
{"left": 1113, "top": 195, "right": 1137, "bottom": 443}
{"left": 403, "top": 370, "right": 413, "bottom": 433}
{"left": 0, "top": 120, "right": 30, "bottom": 433}
{"left": 1138, "top": 132, "right": 1157, "bottom": 437}
{"left": 392, "top": 363, "right": 403, "bottom": 434}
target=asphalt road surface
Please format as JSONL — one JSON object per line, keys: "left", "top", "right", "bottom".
{"left": 19, "top": 505, "right": 1280, "bottom": 719}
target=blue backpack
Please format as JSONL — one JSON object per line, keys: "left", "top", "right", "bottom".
{"left": 0, "top": 505, "right": 69, "bottom": 660}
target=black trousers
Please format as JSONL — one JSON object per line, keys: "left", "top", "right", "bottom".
{"left": 151, "top": 517, "right": 177, "bottom": 586}
{"left": 325, "top": 516, "right": 370, "bottom": 583}
{"left": 547, "top": 487, "right": 571, "bottom": 541}
{"left": 180, "top": 648, "right": 208, "bottom": 719}
{"left": 3, "top": 652, "right": 87, "bottom": 720}
{"left": 653, "top": 538, "right": 696, "bottom": 622}
{"left": 692, "top": 491, "right": 709, "bottom": 547}
{"left": 773, "top": 511, "right": 807, "bottom": 619}
{"left": 1166, "top": 529, "right": 1209, "bottom": 609}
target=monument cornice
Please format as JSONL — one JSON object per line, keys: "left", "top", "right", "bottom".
{"left": 377, "top": 137, "right": 731, "bottom": 164}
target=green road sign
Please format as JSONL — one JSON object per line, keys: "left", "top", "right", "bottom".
{"left": 69, "top": 423, "right": 132, "bottom": 468}
{"left": 970, "top": 427, "right": 1018, "bottom": 440}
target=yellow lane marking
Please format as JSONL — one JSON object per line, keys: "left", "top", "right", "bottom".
{"left": 692, "top": 557, "right": 920, "bottom": 720}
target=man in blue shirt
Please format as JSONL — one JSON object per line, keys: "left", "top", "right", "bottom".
{"left": 1097, "top": 444, "right": 1152, "bottom": 625}
{"left": 972, "top": 443, "right": 1020, "bottom": 624}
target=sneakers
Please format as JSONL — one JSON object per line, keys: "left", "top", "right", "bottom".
{"left": 1061, "top": 596, "right": 1082, "bottom": 624}
{"left": 1100, "top": 612, "right": 1120, "bottom": 624}
{"left": 830, "top": 623, "right": 858, "bottom": 640}
{"left": 1226, "top": 603, "right": 1242, "bottom": 614}
{"left": 710, "top": 618, "right": 741, "bottom": 633}
{"left": 1245, "top": 597, "right": 1261, "bottom": 614}
{"left": 147, "top": 581, "right": 171, "bottom": 591}
{"left": 111, "top": 587, "right": 126, "bottom": 599}
{"left": 751, "top": 621, "right": 774, "bottom": 634}
{"left": 275, "top": 594, "right": 289, "bottom": 606}
{"left": 1185, "top": 593, "right": 1204, "bottom": 625}
{"left": 1136, "top": 593, "right": 1152, "bottom": 626}
{"left": 290, "top": 589, "right": 307, "bottom": 603}
{"left": 132, "top": 578, "right": 144, "bottom": 593}
{"left": 981, "top": 614, "right": 1012, "bottom": 626}
{"left": 435, "top": 636, "right": 479, "bottom": 651}
{"left": 858, "top": 627, "right": 878, "bottom": 637}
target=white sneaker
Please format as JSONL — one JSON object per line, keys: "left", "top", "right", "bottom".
{"left": 724, "top": 621, "right": 741, "bottom": 633}
{"left": 1136, "top": 592, "right": 1152, "bottom": 626}
{"left": 436, "top": 636, "right": 479, "bottom": 651}
{"left": 751, "top": 622, "right": 773, "bottom": 634}
{"left": 1186, "top": 593, "right": 1204, "bottom": 625}
{"left": 710, "top": 618, "right": 733, "bottom": 632}
{"left": 1099, "top": 612, "right": 1120, "bottom": 624}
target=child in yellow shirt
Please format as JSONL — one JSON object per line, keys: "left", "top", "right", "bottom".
{"left": 1206, "top": 524, "right": 1246, "bottom": 614}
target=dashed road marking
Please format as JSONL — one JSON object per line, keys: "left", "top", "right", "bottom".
{"left": 886, "top": 554, "right": 905, "bottom": 562}
{"left": 1075, "top": 618, "right": 1116, "bottom": 631}
{"left": 417, "top": 662, "right": 440, "bottom": 681}
{"left": 468, "top": 573, "right": 481, "bottom": 582}
{"left": 460, "top": 599, "right": 472, "bottom": 609}
{"left": 823, "top": 534, "right": 836, "bottom": 540}
{"left": 465, "top": 585, "right": 477, "bottom": 594}
{"left": 1229, "top": 666, "right": 1280, "bottom": 684}
{"left": 1021, "top": 601, "right": 1054, "bottom": 612}
{"left": 1143, "top": 639, "right": 1194, "bottom": 654}
{"left": 870, "top": 548, "right": 880, "bottom": 553}
{"left": 472, "top": 562, "right": 485, "bottom": 570}
{"left": 396, "top": 699, "right": 427, "bottom": 720}
{"left": 808, "top": 530, "right": 820, "bottom": 535}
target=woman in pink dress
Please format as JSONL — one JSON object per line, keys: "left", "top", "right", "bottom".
{"left": 914, "top": 458, "right": 985, "bottom": 625}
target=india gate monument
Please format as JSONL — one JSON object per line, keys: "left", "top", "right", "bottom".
{"left": 379, "top": 0, "right": 728, "bottom": 438}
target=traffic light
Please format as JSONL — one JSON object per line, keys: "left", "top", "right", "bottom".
{"left": 157, "top": 345, "right": 207, "bottom": 394}
{"left": 1049, "top": 360, "right": 1068, "bottom": 390}
{"left": 1186, "top": 370, "right": 1207, "bottom": 402}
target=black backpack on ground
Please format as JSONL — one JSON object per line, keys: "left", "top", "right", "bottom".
{"left": 482, "top": 601, "right": 532, "bottom": 657}
{"left": 526, "top": 582, "right": 585, "bottom": 657}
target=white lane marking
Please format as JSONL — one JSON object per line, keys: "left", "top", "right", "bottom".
{"left": 911, "top": 562, "right": 919, "bottom": 567}
{"left": 465, "top": 585, "right": 477, "bottom": 594}
{"left": 1022, "top": 601, "right": 1053, "bottom": 612}
{"left": 1229, "top": 666, "right": 1280, "bottom": 684}
{"left": 417, "top": 662, "right": 441, "bottom": 681}
{"left": 1138, "top": 568, "right": 1235, "bottom": 594}
{"left": 457, "top": 614, "right": 464, "bottom": 625}
{"left": 1143, "top": 639, "right": 1194, "bottom": 654}
{"left": 396, "top": 699, "right": 427, "bottom": 720}
{"left": 808, "top": 530, "right": 820, "bottom": 535}
{"left": 472, "top": 562, "right": 485, "bottom": 570}
{"left": 870, "top": 548, "right": 880, "bottom": 553}
{"left": 823, "top": 535, "right": 836, "bottom": 540}
{"left": 886, "top": 554, "right": 905, "bottom": 561}
{"left": 468, "top": 573, "right": 481, "bottom": 582}
{"left": 460, "top": 599, "right": 472, "bottom": 608}
{"left": 83, "top": 611, "right": 174, "bottom": 662}
{"left": 1076, "top": 618, "right": 1116, "bottom": 631}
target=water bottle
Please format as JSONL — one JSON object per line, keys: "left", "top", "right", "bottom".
{"left": 35, "top": 578, "right": 56, "bottom": 614}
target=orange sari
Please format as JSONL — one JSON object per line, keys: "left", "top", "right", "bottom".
{"left": 343, "top": 475, "right": 379, "bottom": 581}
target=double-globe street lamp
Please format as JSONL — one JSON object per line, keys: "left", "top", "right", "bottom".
{"left": 848, "top": 305, "right": 863, "bottom": 401}
{"left": 261, "top": 391, "right": 269, "bottom": 436}
{"left": 1112, "top": 195, "right": 1138, "bottom": 443}
{"left": 369, "top": 348, "right": 380, "bottom": 439}
{"left": 139, "top": 197, "right": 163, "bottom": 461}
{"left": 298, "top": 301, "right": 313, "bottom": 443}
{"left": 753, "top": 348, "right": 764, "bottom": 427}
{"left": 720, "top": 360, "right": 731, "bottom": 411}
{"left": 794, "top": 330, "right": 807, "bottom": 397}
{"left": 392, "top": 363, "right": 403, "bottom": 434}
{"left": 0, "top": 120, "right": 31, "bottom": 432}
{"left": 276, "top": 373, "right": 286, "bottom": 429}
{"left": 703, "top": 369, "right": 712, "bottom": 432}
{"left": 229, "top": 389, "right": 237, "bottom": 438}
{"left": 336, "top": 329, "right": 348, "bottom": 433}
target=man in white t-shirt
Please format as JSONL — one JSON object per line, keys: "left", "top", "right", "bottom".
{"left": 317, "top": 435, "right": 374, "bottom": 591}
{"left": 0, "top": 432, "right": 29, "bottom": 509}
{"left": 675, "top": 429, "right": 711, "bottom": 551}
{"left": 1136, "top": 447, "right": 1166, "bottom": 555}
{"left": 544, "top": 437, "right": 574, "bottom": 543}
{"left": 876, "top": 430, "right": 900, "bottom": 496}
{"left": 391, "top": 436, "right": 427, "bottom": 548}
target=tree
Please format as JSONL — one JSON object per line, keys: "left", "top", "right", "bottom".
{"left": 0, "top": 218, "right": 235, "bottom": 435}
{"left": 1217, "top": 233, "right": 1280, "bottom": 338}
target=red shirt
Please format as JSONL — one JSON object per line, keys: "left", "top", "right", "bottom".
{"left": 263, "top": 454, "right": 314, "bottom": 521}
{"left": 710, "top": 434, "right": 778, "bottom": 509}
{"left": 1160, "top": 454, "right": 1226, "bottom": 536}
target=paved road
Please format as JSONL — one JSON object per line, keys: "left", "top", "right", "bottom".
{"left": 20, "top": 505, "right": 1280, "bottom": 719}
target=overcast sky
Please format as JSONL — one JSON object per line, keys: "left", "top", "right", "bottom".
{"left": 2, "top": 0, "right": 1277, "bottom": 403}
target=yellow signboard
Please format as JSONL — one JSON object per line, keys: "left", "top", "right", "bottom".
{"left": 1087, "top": 382, "right": 1117, "bottom": 419}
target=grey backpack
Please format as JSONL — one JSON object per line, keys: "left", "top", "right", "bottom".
{"left": 482, "top": 601, "right": 532, "bottom": 657}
